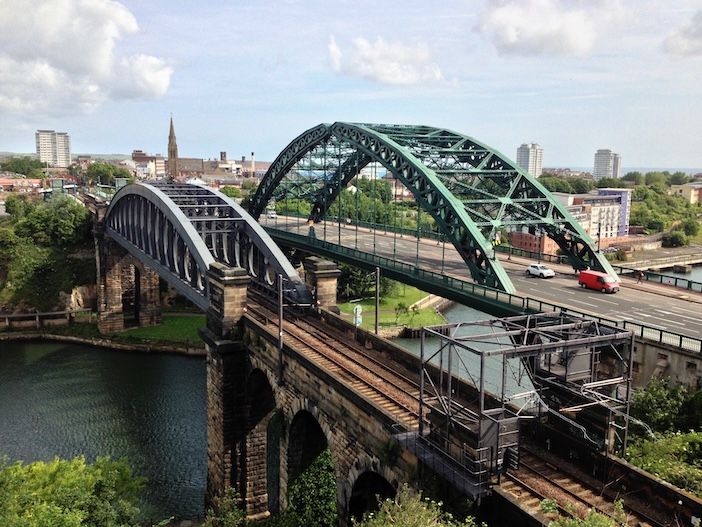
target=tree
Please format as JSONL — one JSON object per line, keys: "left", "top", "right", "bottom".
{"left": 661, "top": 230, "right": 688, "bottom": 247}
{"left": 85, "top": 162, "right": 132, "bottom": 185}
{"left": 596, "top": 177, "right": 627, "bottom": 188}
{"left": 286, "top": 449, "right": 337, "bottom": 527}
{"left": 355, "top": 484, "right": 483, "bottom": 527}
{"left": 669, "top": 172, "right": 690, "bottom": 185}
{"left": 630, "top": 377, "right": 689, "bottom": 433}
{"left": 220, "top": 186, "right": 241, "bottom": 198}
{"left": 0, "top": 156, "right": 43, "bottom": 176}
{"left": 623, "top": 172, "right": 644, "bottom": 185}
{"left": 682, "top": 218, "right": 700, "bottom": 237}
{"left": 14, "top": 195, "right": 91, "bottom": 247}
{"left": 0, "top": 456, "right": 164, "bottom": 527}
{"left": 4, "top": 193, "right": 36, "bottom": 219}
{"left": 394, "top": 302, "right": 409, "bottom": 324}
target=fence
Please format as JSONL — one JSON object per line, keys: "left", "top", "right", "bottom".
{"left": 1, "top": 309, "right": 93, "bottom": 330}
{"left": 268, "top": 227, "right": 702, "bottom": 354}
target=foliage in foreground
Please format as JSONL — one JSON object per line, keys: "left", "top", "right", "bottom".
{"left": 0, "top": 456, "right": 165, "bottom": 527}
{"left": 354, "top": 484, "right": 483, "bottom": 527}
{"left": 627, "top": 377, "right": 702, "bottom": 497}
{"left": 626, "top": 431, "right": 702, "bottom": 497}
{"left": 540, "top": 498, "right": 627, "bottom": 526}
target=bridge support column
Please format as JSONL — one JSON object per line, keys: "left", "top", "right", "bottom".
{"left": 201, "top": 263, "right": 254, "bottom": 510}
{"left": 95, "top": 235, "right": 161, "bottom": 334}
{"left": 303, "top": 257, "right": 341, "bottom": 307}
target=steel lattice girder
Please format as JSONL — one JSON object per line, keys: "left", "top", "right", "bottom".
{"left": 249, "top": 122, "right": 617, "bottom": 292}
{"left": 104, "top": 182, "right": 312, "bottom": 309}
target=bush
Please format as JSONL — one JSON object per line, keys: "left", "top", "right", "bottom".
{"left": 354, "top": 484, "right": 483, "bottom": 527}
{"left": 682, "top": 218, "right": 700, "bottom": 237}
{"left": 626, "top": 432, "right": 702, "bottom": 497}
{"left": 630, "top": 377, "right": 689, "bottom": 433}
{"left": 0, "top": 456, "right": 163, "bottom": 527}
{"left": 661, "top": 230, "right": 688, "bottom": 247}
{"left": 203, "top": 488, "right": 246, "bottom": 527}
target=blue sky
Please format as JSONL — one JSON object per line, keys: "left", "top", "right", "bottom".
{"left": 1, "top": 0, "right": 701, "bottom": 168}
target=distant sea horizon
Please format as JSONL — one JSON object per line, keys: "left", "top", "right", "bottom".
{"left": 551, "top": 166, "right": 702, "bottom": 175}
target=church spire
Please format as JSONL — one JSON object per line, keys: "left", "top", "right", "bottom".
{"left": 167, "top": 115, "right": 179, "bottom": 181}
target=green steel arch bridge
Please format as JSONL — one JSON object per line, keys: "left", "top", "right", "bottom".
{"left": 249, "top": 122, "right": 617, "bottom": 295}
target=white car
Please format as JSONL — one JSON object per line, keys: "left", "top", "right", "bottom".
{"left": 526, "top": 264, "right": 555, "bottom": 278}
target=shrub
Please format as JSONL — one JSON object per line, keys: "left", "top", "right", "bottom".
{"left": 0, "top": 456, "right": 163, "bottom": 527}
{"left": 661, "top": 230, "right": 688, "bottom": 247}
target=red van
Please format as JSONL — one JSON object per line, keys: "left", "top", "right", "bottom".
{"left": 578, "top": 270, "right": 619, "bottom": 293}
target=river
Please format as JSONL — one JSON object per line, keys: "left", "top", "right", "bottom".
{"left": 0, "top": 341, "right": 206, "bottom": 521}
{"left": 0, "top": 303, "right": 513, "bottom": 521}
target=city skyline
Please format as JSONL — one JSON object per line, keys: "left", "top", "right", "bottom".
{"left": 1, "top": 1, "right": 701, "bottom": 168}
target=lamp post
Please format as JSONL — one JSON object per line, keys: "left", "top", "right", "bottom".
{"left": 597, "top": 222, "right": 602, "bottom": 253}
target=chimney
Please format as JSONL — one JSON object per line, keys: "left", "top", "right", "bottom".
{"left": 251, "top": 151, "right": 255, "bottom": 176}
{"left": 220, "top": 151, "right": 227, "bottom": 162}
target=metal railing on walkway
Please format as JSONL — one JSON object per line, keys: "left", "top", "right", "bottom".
{"left": 267, "top": 227, "right": 702, "bottom": 354}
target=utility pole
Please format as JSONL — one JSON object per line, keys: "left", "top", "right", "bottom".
{"left": 277, "top": 274, "right": 284, "bottom": 383}
{"left": 375, "top": 267, "right": 380, "bottom": 335}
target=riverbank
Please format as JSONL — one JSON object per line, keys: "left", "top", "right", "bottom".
{"left": 0, "top": 330, "right": 206, "bottom": 356}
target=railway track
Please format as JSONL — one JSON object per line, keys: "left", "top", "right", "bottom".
{"left": 246, "top": 295, "right": 421, "bottom": 428}
{"left": 502, "top": 448, "right": 665, "bottom": 526}
{"left": 246, "top": 294, "right": 670, "bottom": 526}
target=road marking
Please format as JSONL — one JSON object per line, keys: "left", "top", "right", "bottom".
{"left": 593, "top": 298, "right": 618, "bottom": 305}
{"left": 570, "top": 299, "right": 598, "bottom": 308}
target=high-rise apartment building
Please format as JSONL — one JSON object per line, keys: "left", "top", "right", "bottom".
{"left": 516, "top": 143, "right": 543, "bottom": 177}
{"left": 35, "top": 130, "right": 71, "bottom": 167}
{"left": 593, "top": 149, "right": 622, "bottom": 180}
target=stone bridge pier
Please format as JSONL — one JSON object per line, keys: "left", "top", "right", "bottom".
{"left": 95, "top": 220, "right": 161, "bottom": 333}
{"left": 202, "top": 259, "right": 418, "bottom": 525}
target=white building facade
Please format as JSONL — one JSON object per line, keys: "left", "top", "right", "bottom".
{"left": 35, "top": 130, "right": 71, "bottom": 168}
{"left": 516, "top": 143, "right": 543, "bottom": 177}
{"left": 593, "top": 149, "right": 622, "bottom": 180}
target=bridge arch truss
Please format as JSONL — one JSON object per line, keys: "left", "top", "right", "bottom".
{"left": 103, "top": 182, "right": 311, "bottom": 310}
{"left": 249, "top": 122, "right": 616, "bottom": 292}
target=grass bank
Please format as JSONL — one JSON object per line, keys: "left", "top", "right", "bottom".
{"left": 338, "top": 284, "right": 443, "bottom": 331}
{"left": 1, "top": 314, "right": 206, "bottom": 347}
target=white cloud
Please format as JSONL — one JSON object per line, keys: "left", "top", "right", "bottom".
{"left": 327, "top": 35, "right": 443, "bottom": 85}
{"left": 0, "top": 0, "right": 172, "bottom": 116}
{"left": 663, "top": 10, "right": 702, "bottom": 56}
{"left": 477, "top": 0, "right": 621, "bottom": 56}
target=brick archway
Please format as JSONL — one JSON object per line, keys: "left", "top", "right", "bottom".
{"left": 348, "top": 470, "right": 396, "bottom": 522}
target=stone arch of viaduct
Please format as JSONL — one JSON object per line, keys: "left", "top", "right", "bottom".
{"left": 202, "top": 264, "right": 417, "bottom": 525}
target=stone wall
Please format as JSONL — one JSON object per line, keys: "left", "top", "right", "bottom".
{"left": 241, "top": 321, "right": 417, "bottom": 525}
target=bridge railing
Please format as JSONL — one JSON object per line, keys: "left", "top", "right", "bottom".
{"left": 491, "top": 245, "right": 702, "bottom": 293}
{"left": 1, "top": 309, "right": 94, "bottom": 330}
{"left": 267, "top": 227, "right": 702, "bottom": 354}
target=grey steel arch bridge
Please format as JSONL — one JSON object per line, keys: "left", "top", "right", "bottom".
{"left": 103, "top": 182, "right": 312, "bottom": 310}
{"left": 249, "top": 122, "right": 616, "bottom": 294}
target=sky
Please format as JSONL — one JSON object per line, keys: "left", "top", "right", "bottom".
{"left": 0, "top": 0, "right": 701, "bottom": 169}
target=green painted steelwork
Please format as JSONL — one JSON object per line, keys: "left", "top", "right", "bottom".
{"left": 249, "top": 122, "right": 616, "bottom": 292}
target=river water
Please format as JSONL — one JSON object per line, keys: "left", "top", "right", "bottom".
{"left": 0, "top": 341, "right": 207, "bottom": 520}
{"left": 0, "top": 303, "right": 511, "bottom": 520}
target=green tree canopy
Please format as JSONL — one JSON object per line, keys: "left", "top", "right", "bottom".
{"left": 220, "top": 186, "right": 242, "bottom": 198}
{"left": 596, "top": 177, "right": 628, "bottom": 188}
{"left": 0, "top": 456, "right": 163, "bottom": 527}
{"left": 4, "top": 193, "right": 37, "bottom": 219}
{"left": 0, "top": 156, "right": 44, "bottom": 177}
{"left": 86, "top": 162, "right": 133, "bottom": 185}
{"left": 14, "top": 195, "right": 91, "bottom": 247}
